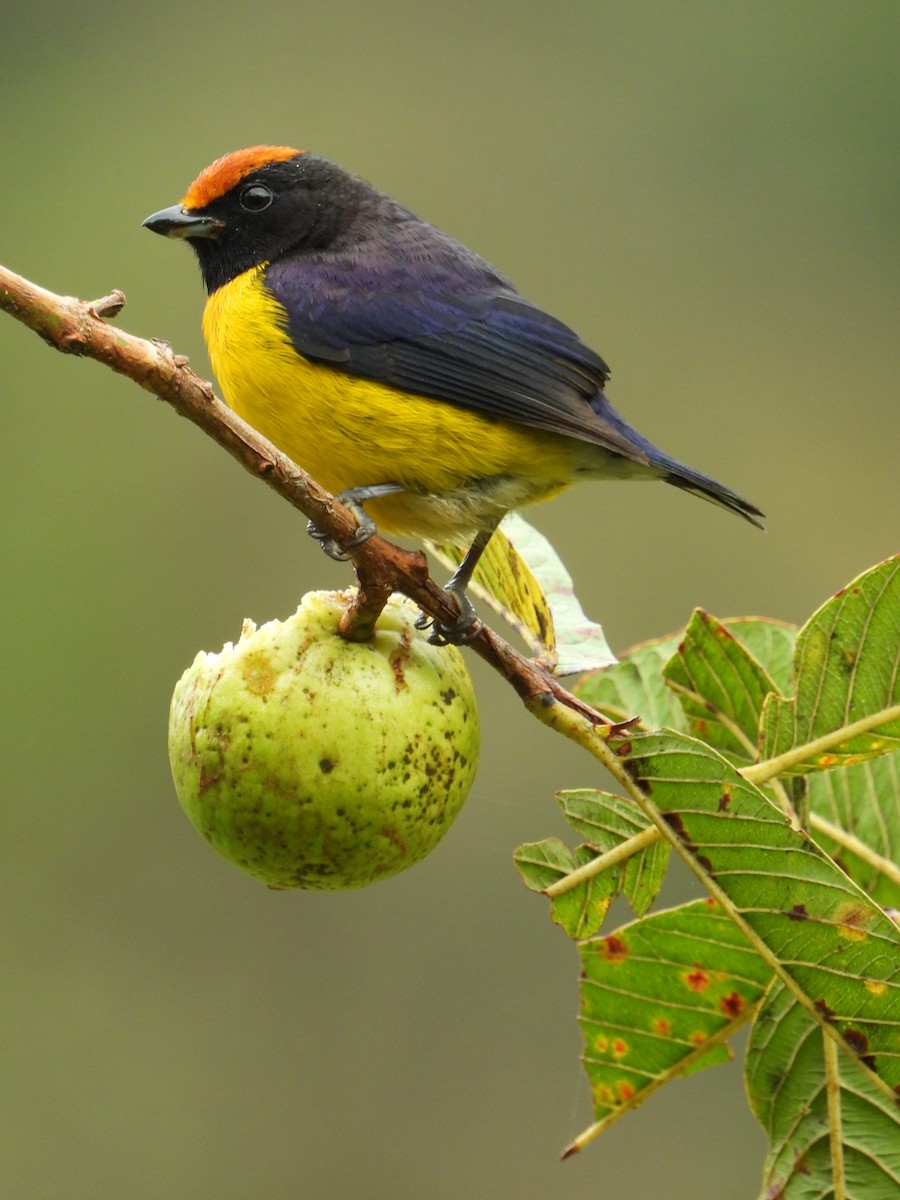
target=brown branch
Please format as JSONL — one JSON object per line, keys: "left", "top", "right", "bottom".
{"left": 0, "top": 261, "right": 609, "bottom": 726}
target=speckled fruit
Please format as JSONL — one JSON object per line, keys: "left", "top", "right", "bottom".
{"left": 167, "top": 591, "right": 479, "bottom": 889}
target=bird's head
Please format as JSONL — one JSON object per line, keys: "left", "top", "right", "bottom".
{"left": 142, "top": 146, "right": 366, "bottom": 292}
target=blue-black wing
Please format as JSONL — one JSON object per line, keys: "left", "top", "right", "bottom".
{"left": 263, "top": 216, "right": 657, "bottom": 463}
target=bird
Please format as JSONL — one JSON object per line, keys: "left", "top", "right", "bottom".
{"left": 143, "top": 145, "right": 763, "bottom": 640}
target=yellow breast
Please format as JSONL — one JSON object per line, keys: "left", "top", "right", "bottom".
{"left": 202, "top": 267, "right": 577, "bottom": 539}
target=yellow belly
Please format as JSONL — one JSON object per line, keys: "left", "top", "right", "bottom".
{"left": 202, "top": 267, "right": 577, "bottom": 539}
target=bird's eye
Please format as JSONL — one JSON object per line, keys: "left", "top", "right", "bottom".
{"left": 239, "top": 184, "right": 274, "bottom": 212}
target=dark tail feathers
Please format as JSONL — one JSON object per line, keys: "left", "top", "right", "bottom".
{"left": 662, "top": 463, "right": 765, "bottom": 529}
{"left": 588, "top": 392, "right": 765, "bottom": 529}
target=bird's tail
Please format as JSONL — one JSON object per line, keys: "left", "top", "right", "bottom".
{"left": 587, "top": 392, "right": 765, "bottom": 528}
{"left": 659, "top": 457, "right": 765, "bottom": 529}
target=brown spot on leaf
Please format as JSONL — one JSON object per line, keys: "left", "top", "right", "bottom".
{"left": 654, "top": 1018, "right": 671, "bottom": 1036}
{"left": 814, "top": 999, "right": 835, "bottom": 1022}
{"left": 612, "top": 1038, "right": 628, "bottom": 1058}
{"left": 788, "top": 904, "right": 809, "bottom": 921}
{"left": 844, "top": 1029, "right": 876, "bottom": 1069}
{"left": 614, "top": 740, "right": 632, "bottom": 758}
{"left": 663, "top": 812, "right": 687, "bottom": 839}
{"left": 718, "top": 790, "right": 731, "bottom": 812}
{"left": 319, "top": 757, "right": 336, "bottom": 774}
{"left": 684, "top": 969, "right": 710, "bottom": 992}
{"left": 601, "top": 935, "right": 629, "bottom": 962}
{"left": 535, "top": 607, "right": 550, "bottom": 643}
{"left": 721, "top": 992, "right": 743, "bottom": 1017}
{"left": 696, "top": 855, "right": 714, "bottom": 874}
{"left": 592, "top": 1082, "right": 614, "bottom": 1107}
{"left": 835, "top": 901, "right": 871, "bottom": 942}
{"left": 616, "top": 1080, "right": 635, "bottom": 1102}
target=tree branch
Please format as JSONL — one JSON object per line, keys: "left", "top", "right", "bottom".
{"left": 0, "top": 261, "right": 609, "bottom": 726}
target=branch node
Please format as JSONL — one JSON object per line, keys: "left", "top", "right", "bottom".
{"left": 609, "top": 715, "right": 642, "bottom": 737}
{"left": 58, "top": 328, "right": 88, "bottom": 355}
{"left": 339, "top": 579, "right": 394, "bottom": 642}
{"left": 87, "top": 290, "right": 126, "bottom": 319}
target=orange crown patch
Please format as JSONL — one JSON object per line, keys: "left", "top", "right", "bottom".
{"left": 182, "top": 146, "right": 302, "bottom": 210}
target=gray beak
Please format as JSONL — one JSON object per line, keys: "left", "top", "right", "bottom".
{"left": 142, "top": 205, "right": 224, "bottom": 240}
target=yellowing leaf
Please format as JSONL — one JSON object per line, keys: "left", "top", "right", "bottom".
{"left": 428, "top": 514, "right": 614, "bottom": 675}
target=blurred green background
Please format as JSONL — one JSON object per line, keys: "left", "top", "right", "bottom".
{"left": 2, "top": 3, "right": 898, "bottom": 1197}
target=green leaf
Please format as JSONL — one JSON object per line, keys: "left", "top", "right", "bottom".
{"left": 428, "top": 514, "right": 615, "bottom": 675}
{"left": 513, "top": 838, "right": 616, "bottom": 939}
{"left": 558, "top": 790, "right": 670, "bottom": 916}
{"left": 514, "top": 793, "right": 670, "bottom": 937}
{"left": 760, "top": 555, "right": 900, "bottom": 775}
{"left": 724, "top": 616, "right": 797, "bottom": 696}
{"left": 575, "top": 631, "right": 686, "bottom": 728}
{"left": 809, "top": 753, "right": 900, "bottom": 908}
{"left": 664, "top": 609, "right": 785, "bottom": 763}
{"left": 514, "top": 837, "right": 577, "bottom": 894}
{"left": 621, "top": 729, "right": 900, "bottom": 1099}
{"left": 576, "top": 616, "right": 795, "bottom": 733}
{"left": 746, "top": 979, "right": 900, "bottom": 1199}
{"left": 565, "top": 898, "right": 771, "bottom": 1156}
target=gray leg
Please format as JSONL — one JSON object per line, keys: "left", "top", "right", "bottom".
{"left": 419, "top": 523, "right": 499, "bottom": 645}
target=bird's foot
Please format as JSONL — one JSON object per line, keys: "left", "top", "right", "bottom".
{"left": 306, "top": 483, "right": 404, "bottom": 561}
{"left": 415, "top": 584, "right": 483, "bottom": 646}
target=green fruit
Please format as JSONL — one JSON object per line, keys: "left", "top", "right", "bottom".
{"left": 168, "top": 591, "right": 479, "bottom": 889}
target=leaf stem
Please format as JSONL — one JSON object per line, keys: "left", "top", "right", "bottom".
{"left": 743, "top": 703, "right": 900, "bottom": 784}
{"left": 809, "top": 813, "right": 900, "bottom": 890}
{"left": 543, "top": 826, "right": 660, "bottom": 899}
{"left": 561, "top": 998, "right": 761, "bottom": 1158}
{"left": 823, "top": 1030, "right": 847, "bottom": 1200}
{"left": 544, "top": 808, "right": 900, "bottom": 899}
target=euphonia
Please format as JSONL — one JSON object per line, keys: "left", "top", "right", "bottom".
{"left": 144, "top": 146, "right": 763, "bottom": 637}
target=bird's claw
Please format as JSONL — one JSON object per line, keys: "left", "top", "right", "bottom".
{"left": 306, "top": 515, "right": 374, "bottom": 561}
{"left": 306, "top": 487, "right": 388, "bottom": 561}
{"left": 416, "top": 587, "right": 483, "bottom": 646}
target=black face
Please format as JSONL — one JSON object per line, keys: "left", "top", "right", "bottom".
{"left": 185, "top": 155, "right": 368, "bottom": 293}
